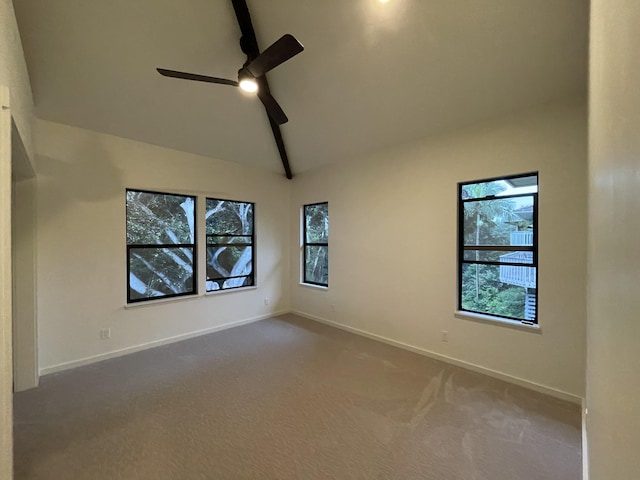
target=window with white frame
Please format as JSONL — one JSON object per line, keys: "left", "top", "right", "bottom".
{"left": 303, "top": 202, "right": 328, "bottom": 286}
{"left": 458, "top": 173, "right": 538, "bottom": 324}
{"left": 206, "top": 198, "right": 255, "bottom": 291}
{"left": 126, "top": 189, "right": 197, "bottom": 302}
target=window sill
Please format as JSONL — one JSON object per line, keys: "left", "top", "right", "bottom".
{"left": 454, "top": 310, "right": 541, "bottom": 332}
{"left": 299, "top": 282, "right": 328, "bottom": 291}
{"left": 205, "top": 286, "right": 257, "bottom": 296}
{"left": 125, "top": 294, "right": 199, "bottom": 309}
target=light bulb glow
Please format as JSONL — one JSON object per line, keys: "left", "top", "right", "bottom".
{"left": 239, "top": 79, "right": 258, "bottom": 93}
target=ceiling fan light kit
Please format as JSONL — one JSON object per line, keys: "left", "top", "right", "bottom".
{"left": 238, "top": 69, "right": 258, "bottom": 93}
{"left": 157, "top": 0, "right": 304, "bottom": 179}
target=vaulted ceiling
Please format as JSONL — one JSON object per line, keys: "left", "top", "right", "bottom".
{"left": 13, "top": 0, "right": 588, "bottom": 176}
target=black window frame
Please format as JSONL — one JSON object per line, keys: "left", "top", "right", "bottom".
{"left": 205, "top": 198, "right": 255, "bottom": 292}
{"left": 457, "top": 172, "right": 538, "bottom": 324}
{"left": 303, "top": 202, "right": 329, "bottom": 287}
{"left": 126, "top": 188, "right": 198, "bottom": 303}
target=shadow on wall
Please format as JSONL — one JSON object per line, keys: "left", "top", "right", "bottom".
{"left": 12, "top": 119, "right": 34, "bottom": 181}
{"left": 259, "top": 253, "right": 288, "bottom": 309}
{"left": 35, "top": 138, "right": 124, "bottom": 228}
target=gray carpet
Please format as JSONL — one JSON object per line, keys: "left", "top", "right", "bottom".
{"left": 14, "top": 314, "right": 582, "bottom": 479}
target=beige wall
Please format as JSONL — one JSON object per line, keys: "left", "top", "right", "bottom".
{"left": 35, "top": 119, "right": 290, "bottom": 372}
{"left": 2, "top": 0, "right": 38, "bottom": 392}
{"left": 0, "top": 85, "right": 12, "bottom": 480}
{"left": 12, "top": 176, "right": 38, "bottom": 391}
{"left": 588, "top": 0, "right": 640, "bottom": 477}
{"left": 35, "top": 100, "right": 589, "bottom": 402}
{"left": 290, "top": 101, "right": 587, "bottom": 399}
{"left": 1, "top": 2, "right": 34, "bottom": 474}
{"left": 0, "top": 0, "right": 34, "bottom": 161}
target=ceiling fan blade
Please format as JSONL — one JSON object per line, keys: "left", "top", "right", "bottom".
{"left": 157, "top": 68, "right": 239, "bottom": 87}
{"left": 246, "top": 34, "right": 304, "bottom": 77}
{"left": 257, "top": 89, "right": 288, "bottom": 125}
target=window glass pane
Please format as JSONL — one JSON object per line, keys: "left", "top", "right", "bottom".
{"left": 461, "top": 263, "right": 536, "bottom": 321}
{"left": 206, "top": 199, "right": 254, "bottom": 235}
{"left": 463, "top": 250, "right": 533, "bottom": 264}
{"left": 126, "top": 191, "right": 195, "bottom": 245}
{"left": 129, "top": 247, "right": 194, "bottom": 300}
{"left": 463, "top": 196, "right": 535, "bottom": 247}
{"left": 459, "top": 173, "right": 538, "bottom": 323}
{"left": 461, "top": 175, "right": 538, "bottom": 200}
{"left": 461, "top": 180, "right": 508, "bottom": 200}
{"left": 305, "top": 246, "right": 328, "bottom": 285}
{"left": 205, "top": 198, "right": 254, "bottom": 292}
{"left": 305, "top": 203, "right": 328, "bottom": 243}
{"left": 207, "top": 236, "right": 253, "bottom": 245}
{"left": 207, "top": 246, "right": 253, "bottom": 280}
{"left": 206, "top": 276, "right": 253, "bottom": 291}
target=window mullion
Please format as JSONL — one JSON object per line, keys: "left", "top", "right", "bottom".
{"left": 462, "top": 245, "right": 534, "bottom": 252}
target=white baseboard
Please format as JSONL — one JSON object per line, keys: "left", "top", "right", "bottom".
{"left": 293, "top": 310, "right": 583, "bottom": 405}
{"left": 40, "top": 308, "right": 584, "bottom": 407}
{"left": 40, "top": 310, "right": 288, "bottom": 376}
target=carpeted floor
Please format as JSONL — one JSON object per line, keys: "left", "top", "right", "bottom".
{"left": 13, "top": 314, "right": 582, "bottom": 479}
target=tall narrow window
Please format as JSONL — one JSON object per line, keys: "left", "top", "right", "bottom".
{"left": 458, "top": 173, "right": 538, "bottom": 324}
{"left": 206, "top": 198, "right": 255, "bottom": 291}
{"left": 126, "top": 189, "right": 197, "bottom": 302}
{"left": 303, "top": 202, "right": 329, "bottom": 286}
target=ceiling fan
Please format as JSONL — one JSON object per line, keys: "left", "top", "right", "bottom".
{"left": 157, "top": 0, "right": 304, "bottom": 179}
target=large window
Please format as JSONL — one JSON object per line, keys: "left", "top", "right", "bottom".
{"left": 303, "top": 202, "right": 328, "bottom": 286}
{"left": 126, "top": 189, "right": 197, "bottom": 302}
{"left": 206, "top": 198, "right": 255, "bottom": 291}
{"left": 458, "top": 173, "right": 538, "bottom": 324}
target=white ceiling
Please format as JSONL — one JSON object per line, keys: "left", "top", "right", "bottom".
{"left": 14, "top": 0, "right": 588, "bottom": 177}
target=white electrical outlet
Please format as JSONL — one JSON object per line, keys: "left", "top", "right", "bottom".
{"left": 100, "top": 328, "right": 111, "bottom": 340}
{"left": 441, "top": 330, "right": 449, "bottom": 342}
{"left": 264, "top": 298, "right": 270, "bottom": 306}
{"left": 330, "top": 304, "right": 336, "bottom": 313}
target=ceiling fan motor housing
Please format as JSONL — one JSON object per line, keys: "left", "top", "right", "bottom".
{"left": 239, "top": 35, "right": 258, "bottom": 59}
{"left": 238, "top": 67, "right": 256, "bottom": 83}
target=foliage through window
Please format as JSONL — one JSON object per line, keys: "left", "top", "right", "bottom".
{"left": 126, "top": 189, "right": 197, "bottom": 302}
{"left": 458, "top": 173, "right": 538, "bottom": 324}
{"left": 206, "top": 198, "right": 254, "bottom": 291}
{"left": 303, "top": 202, "right": 328, "bottom": 286}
